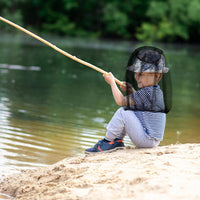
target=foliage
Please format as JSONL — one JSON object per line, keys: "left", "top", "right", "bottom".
{"left": 0, "top": 0, "right": 199, "bottom": 42}
{"left": 102, "top": 3, "right": 129, "bottom": 38}
{"left": 137, "top": 0, "right": 200, "bottom": 42}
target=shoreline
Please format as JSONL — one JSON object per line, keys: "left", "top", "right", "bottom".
{"left": 1, "top": 143, "right": 200, "bottom": 200}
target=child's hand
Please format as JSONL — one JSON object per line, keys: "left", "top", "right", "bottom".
{"left": 120, "top": 82, "right": 127, "bottom": 92}
{"left": 120, "top": 82, "right": 135, "bottom": 93}
{"left": 103, "top": 72, "right": 115, "bottom": 85}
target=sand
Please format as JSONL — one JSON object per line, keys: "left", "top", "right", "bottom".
{"left": 0, "top": 143, "right": 200, "bottom": 200}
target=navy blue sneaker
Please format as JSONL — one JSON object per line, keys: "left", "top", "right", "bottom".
{"left": 85, "top": 138, "right": 125, "bottom": 154}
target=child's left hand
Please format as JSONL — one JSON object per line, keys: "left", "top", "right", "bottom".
{"left": 120, "top": 82, "right": 135, "bottom": 93}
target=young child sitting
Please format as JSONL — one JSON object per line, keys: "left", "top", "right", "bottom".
{"left": 85, "top": 46, "right": 170, "bottom": 153}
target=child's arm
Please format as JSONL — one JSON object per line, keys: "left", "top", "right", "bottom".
{"left": 103, "top": 72, "right": 135, "bottom": 106}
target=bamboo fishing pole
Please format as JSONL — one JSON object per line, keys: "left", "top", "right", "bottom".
{"left": 0, "top": 16, "right": 123, "bottom": 86}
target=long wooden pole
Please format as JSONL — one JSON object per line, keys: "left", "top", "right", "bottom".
{"left": 0, "top": 16, "right": 123, "bottom": 86}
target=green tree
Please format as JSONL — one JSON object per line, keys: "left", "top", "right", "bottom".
{"left": 102, "top": 3, "right": 129, "bottom": 38}
{"left": 0, "top": 0, "right": 23, "bottom": 31}
{"left": 0, "top": 0, "right": 199, "bottom": 42}
{"left": 136, "top": 0, "right": 200, "bottom": 42}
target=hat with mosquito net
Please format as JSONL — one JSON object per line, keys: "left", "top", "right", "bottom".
{"left": 127, "top": 46, "right": 169, "bottom": 73}
{"left": 125, "top": 46, "right": 172, "bottom": 113}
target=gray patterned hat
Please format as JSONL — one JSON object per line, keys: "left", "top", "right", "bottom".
{"left": 127, "top": 47, "right": 169, "bottom": 73}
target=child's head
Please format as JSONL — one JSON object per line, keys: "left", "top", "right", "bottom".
{"left": 125, "top": 46, "right": 172, "bottom": 113}
{"left": 126, "top": 46, "right": 169, "bottom": 88}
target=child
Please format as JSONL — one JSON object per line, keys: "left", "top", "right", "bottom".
{"left": 85, "top": 46, "right": 171, "bottom": 153}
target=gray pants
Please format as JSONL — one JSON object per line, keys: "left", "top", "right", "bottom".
{"left": 106, "top": 107, "right": 160, "bottom": 148}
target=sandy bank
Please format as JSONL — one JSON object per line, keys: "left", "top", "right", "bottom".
{"left": 1, "top": 143, "right": 200, "bottom": 200}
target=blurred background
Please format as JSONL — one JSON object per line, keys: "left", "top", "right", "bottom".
{"left": 0, "top": 0, "right": 199, "bottom": 176}
{"left": 0, "top": 0, "right": 200, "bottom": 42}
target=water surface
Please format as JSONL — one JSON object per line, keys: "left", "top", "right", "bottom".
{"left": 0, "top": 33, "right": 199, "bottom": 176}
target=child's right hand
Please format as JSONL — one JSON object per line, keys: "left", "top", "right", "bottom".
{"left": 120, "top": 82, "right": 127, "bottom": 92}
{"left": 120, "top": 82, "right": 135, "bottom": 93}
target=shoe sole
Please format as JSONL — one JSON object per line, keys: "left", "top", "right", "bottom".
{"left": 84, "top": 146, "right": 125, "bottom": 154}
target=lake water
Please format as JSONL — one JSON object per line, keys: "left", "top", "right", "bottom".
{"left": 0, "top": 33, "right": 200, "bottom": 176}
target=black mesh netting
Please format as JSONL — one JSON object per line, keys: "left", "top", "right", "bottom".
{"left": 124, "top": 46, "right": 172, "bottom": 113}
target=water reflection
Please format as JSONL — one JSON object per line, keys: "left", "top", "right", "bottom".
{"left": 0, "top": 72, "right": 116, "bottom": 177}
{"left": 0, "top": 64, "right": 40, "bottom": 71}
{"left": 0, "top": 35, "right": 199, "bottom": 176}
{"left": 0, "top": 98, "right": 105, "bottom": 176}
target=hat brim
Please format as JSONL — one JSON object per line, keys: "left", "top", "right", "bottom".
{"left": 127, "top": 57, "right": 169, "bottom": 73}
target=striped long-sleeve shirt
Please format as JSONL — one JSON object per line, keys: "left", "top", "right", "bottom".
{"left": 131, "top": 85, "right": 166, "bottom": 141}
